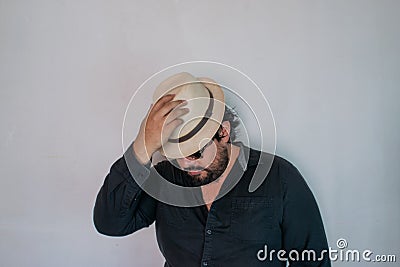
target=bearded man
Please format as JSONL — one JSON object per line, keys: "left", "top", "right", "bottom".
{"left": 93, "top": 73, "right": 331, "bottom": 267}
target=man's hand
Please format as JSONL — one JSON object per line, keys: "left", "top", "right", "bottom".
{"left": 133, "top": 94, "right": 188, "bottom": 164}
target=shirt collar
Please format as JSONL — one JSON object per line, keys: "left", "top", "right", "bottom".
{"left": 232, "top": 141, "right": 257, "bottom": 171}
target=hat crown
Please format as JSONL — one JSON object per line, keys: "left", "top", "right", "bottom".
{"left": 153, "top": 72, "right": 225, "bottom": 158}
{"left": 153, "top": 72, "right": 212, "bottom": 139}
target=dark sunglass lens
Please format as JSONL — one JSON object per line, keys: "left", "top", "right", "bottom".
{"left": 188, "top": 151, "right": 201, "bottom": 159}
{"left": 187, "top": 140, "right": 213, "bottom": 159}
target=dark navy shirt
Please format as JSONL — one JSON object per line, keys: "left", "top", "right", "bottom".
{"left": 94, "top": 143, "right": 331, "bottom": 267}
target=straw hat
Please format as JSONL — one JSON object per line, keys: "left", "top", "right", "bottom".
{"left": 152, "top": 72, "right": 225, "bottom": 159}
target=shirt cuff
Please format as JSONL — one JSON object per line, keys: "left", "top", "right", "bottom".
{"left": 123, "top": 141, "right": 151, "bottom": 186}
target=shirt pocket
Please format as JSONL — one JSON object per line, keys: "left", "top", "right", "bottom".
{"left": 230, "top": 196, "right": 275, "bottom": 242}
{"left": 157, "top": 203, "right": 189, "bottom": 227}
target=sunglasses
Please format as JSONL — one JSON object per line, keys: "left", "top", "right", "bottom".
{"left": 186, "top": 139, "right": 215, "bottom": 160}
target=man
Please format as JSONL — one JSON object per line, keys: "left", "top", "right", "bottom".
{"left": 93, "top": 73, "right": 331, "bottom": 266}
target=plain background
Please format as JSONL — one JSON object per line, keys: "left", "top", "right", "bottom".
{"left": 1, "top": 1, "right": 399, "bottom": 266}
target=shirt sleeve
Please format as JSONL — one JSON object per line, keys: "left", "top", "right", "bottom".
{"left": 93, "top": 142, "right": 157, "bottom": 236}
{"left": 280, "top": 159, "right": 331, "bottom": 266}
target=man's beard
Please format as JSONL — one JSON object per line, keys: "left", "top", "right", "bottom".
{"left": 185, "top": 143, "right": 229, "bottom": 187}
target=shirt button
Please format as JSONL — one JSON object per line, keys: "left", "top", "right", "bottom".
{"left": 202, "top": 261, "right": 208, "bottom": 266}
{"left": 206, "top": 229, "right": 212, "bottom": 235}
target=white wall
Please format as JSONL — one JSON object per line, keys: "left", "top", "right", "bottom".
{"left": 1, "top": 1, "right": 399, "bottom": 266}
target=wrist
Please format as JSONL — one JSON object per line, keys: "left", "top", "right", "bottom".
{"left": 132, "top": 138, "right": 153, "bottom": 165}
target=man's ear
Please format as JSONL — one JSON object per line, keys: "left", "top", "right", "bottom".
{"left": 219, "top": 121, "right": 231, "bottom": 143}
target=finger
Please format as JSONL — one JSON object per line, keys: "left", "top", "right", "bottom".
{"left": 159, "top": 99, "right": 187, "bottom": 117}
{"left": 163, "top": 118, "right": 184, "bottom": 137}
{"left": 165, "top": 107, "right": 189, "bottom": 124}
{"left": 152, "top": 94, "right": 175, "bottom": 112}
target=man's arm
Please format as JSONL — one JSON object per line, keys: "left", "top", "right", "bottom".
{"left": 280, "top": 159, "right": 331, "bottom": 266}
{"left": 93, "top": 94, "right": 188, "bottom": 236}
{"left": 93, "top": 143, "right": 156, "bottom": 236}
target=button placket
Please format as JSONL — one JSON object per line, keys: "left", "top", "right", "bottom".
{"left": 201, "top": 209, "right": 216, "bottom": 266}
